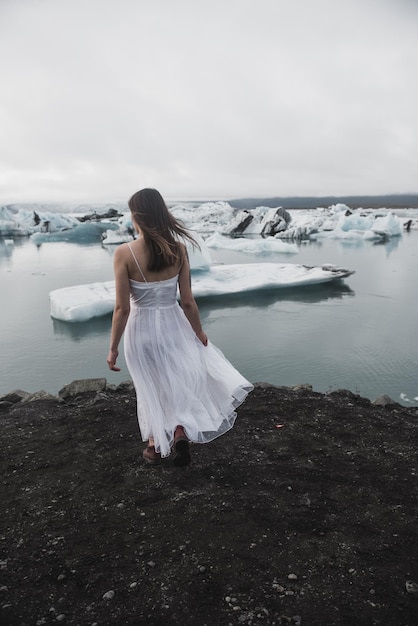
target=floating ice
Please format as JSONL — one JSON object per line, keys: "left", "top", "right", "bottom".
{"left": 205, "top": 232, "right": 298, "bottom": 254}
{"left": 371, "top": 213, "right": 403, "bottom": 237}
{"left": 49, "top": 262, "right": 354, "bottom": 322}
{"left": 101, "top": 229, "right": 134, "bottom": 245}
{"left": 30, "top": 222, "right": 118, "bottom": 244}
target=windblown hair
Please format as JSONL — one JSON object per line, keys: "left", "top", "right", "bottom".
{"left": 128, "top": 188, "right": 199, "bottom": 272}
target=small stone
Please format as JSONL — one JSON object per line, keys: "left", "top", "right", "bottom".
{"left": 147, "top": 561, "right": 156, "bottom": 568}
{"left": 292, "top": 616, "right": 302, "bottom": 626}
{"left": 233, "top": 605, "right": 241, "bottom": 611}
{"left": 56, "top": 615, "right": 66, "bottom": 622}
{"left": 288, "top": 573, "right": 298, "bottom": 581}
{"left": 129, "top": 582, "right": 138, "bottom": 589}
{"left": 36, "top": 620, "right": 47, "bottom": 626}
{"left": 198, "top": 566, "right": 206, "bottom": 573}
{"left": 57, "top": 574, "right": 66, "bottom": 581}
{"left": 285, "top": 590, "right": 295, "bottom": 596}
{"left": 406, "top": 580, "right": 418, "bottom": 595}
{"left": 102, "top": 590, "right": 115, "bottom": 600}
{"left": 0, "top": 586, "right": 8, "bottom": 592}
{"left": 225, "top": 596, "right": 231, "bottom": 603}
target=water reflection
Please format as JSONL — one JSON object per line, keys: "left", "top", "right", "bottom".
{"left": 52, "top": 314, "right": 112, "bottom": 339}
{"left": 197, "top": 282, "right": 355, "bottom": 311}
{"left": 0, "top": 238, "right": 24, "bottom": 262}
{"left": 372, "top": 235, "right": 401, "bottom": 256}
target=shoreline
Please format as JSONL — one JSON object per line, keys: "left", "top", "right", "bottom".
{"left": 1, "top": 377, "right": 417, "bottom": 413}
{"left": 2, "top": 380, "right": 418, "bottom": 624}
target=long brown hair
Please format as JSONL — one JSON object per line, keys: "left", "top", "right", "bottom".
{"left": 128, "top": 188, "right": 198, "bottom": 272}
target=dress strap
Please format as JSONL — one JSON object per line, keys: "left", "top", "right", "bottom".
{"left": 127, "top": 242, "right": 147, "bottom": 282}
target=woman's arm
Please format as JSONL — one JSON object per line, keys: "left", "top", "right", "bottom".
{"left": 178, "top": 245, "right": 208, "bottom": 346}
{"left": 107, "top": 246, "right": 131, "bottom": 371}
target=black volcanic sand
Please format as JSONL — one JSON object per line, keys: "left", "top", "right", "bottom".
{"left": 1, "top": 383, "right": 418, "bottom": 626}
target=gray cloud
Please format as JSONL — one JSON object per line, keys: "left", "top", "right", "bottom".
{"left": 1, "top": 0, "right": 417, "bottom": 202}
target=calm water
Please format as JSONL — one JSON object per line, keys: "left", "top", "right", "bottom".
{"left": 1, "top": 232, "right": 417, "bottom": 405}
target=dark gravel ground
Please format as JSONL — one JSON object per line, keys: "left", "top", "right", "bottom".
{"left": 1, "top": 382, "right": 418, "bottom": 626}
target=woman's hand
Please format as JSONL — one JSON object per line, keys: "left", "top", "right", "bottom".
{"left": 196, "top": 330, "right": 208, "bottom": 346}
{"left": 107, "top": 348, "right": 121, "bottom": 371}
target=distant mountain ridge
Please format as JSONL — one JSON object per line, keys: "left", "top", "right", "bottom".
{"left": 228, "top": 194, "right": 418, "bottom": 210}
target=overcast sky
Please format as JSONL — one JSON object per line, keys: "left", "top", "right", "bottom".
{"left": 1, "top": 0, "right": 417, "bottom": 203}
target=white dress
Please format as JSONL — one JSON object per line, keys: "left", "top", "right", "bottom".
{"left": 123, "top": 244, "right": 254, "bottom": 458}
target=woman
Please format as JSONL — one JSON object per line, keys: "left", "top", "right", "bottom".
{"left": 107, "top": 188, "right": 253, "bottom": 466}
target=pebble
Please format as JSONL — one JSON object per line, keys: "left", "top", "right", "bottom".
{"left": 406, "top": 580, "right": 418, "bottom": 595}
{"left": 288, "top": 573, "right": 298, "bottom": 581}
{"left": 0, "top": 586, "right": 8, "bottom": 592}
{"left": 36, "top": 620, "right": 47, "bottom": 626}
{"left": 198, "top": 566, "right": 206, "bottom": 573}
{"left": 147, "top": 561, "right": 156, "bottom": 568}
{"left": 129, "top": 582, "right": 138, "bottom": 589}
{"left": 57, "top": 574, "right": 66, "bottom": 581}
{"left": 56, "top": 615, "right": 66, "bottom": 622}
{"left": 102, "top": 590, "right": 115, "bottom": 600}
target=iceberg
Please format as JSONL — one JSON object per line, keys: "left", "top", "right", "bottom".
{"left": 371, "top": 213, "right": 403, "bottom": 237}
{"left": 49, "top": 263, "right": 354, "bottom": 323}
{"left": 2, "top": 200, "right": 416, "bottom": 243}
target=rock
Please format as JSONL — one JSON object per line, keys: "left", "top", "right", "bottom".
{"left": 254, "top": 381, "right": 280, "bottom": 390}
{"left": 0, "top": 389, "right": 30, "bottom": 404}
{"left": 288, "top": 573, "right": 298, "bottom": 581}
{"left": 22, "top": 390, "right": 57, "bottom": 403}
{"left": 58, "top": 378, "right": 107, "bottom": 400}
{"left": 373, "top": 394, "right": 397, "bottom": 406}
{"left": 102, "top": 590, "right": 115, "bottom": 600}
{"left": 405, "top": 580, "right": 418, "bottom": 595}
{"left": 117, "top": 380, "right": 134, "bottom": 392}
{"left": 291, "top": 384, "right": 313, "bottom": 392}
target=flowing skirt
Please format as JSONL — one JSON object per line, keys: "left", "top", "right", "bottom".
{"left": 124, "top": 303, "right": 253, "bottom": 457}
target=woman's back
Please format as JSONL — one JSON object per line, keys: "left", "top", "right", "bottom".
{"left": 124, "top": 238, "right": 183, "bottom": 283}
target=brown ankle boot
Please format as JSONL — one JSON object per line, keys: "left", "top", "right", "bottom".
{"left": 142, "top": 445, "right": 161, "bottom": 465}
